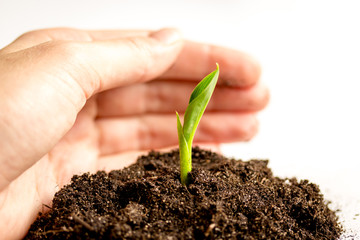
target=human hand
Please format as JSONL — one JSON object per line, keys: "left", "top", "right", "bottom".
{"left": 0, "top": 28, "right": 268, "bottom": 239}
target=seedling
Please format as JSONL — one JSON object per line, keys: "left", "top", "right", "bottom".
{"left": 176, "top": 64, "right": 219, "bottom": 185}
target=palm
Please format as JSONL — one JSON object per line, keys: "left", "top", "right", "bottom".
{"left": 0, "top": 100, "right": 94, "bottom": 236}
{"left": 0, "top": 97, "right": 141, "bottom": 238}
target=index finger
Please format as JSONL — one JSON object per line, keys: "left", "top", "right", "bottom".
{"left": 161, "top": 41, "right": 261, "bottom": 87}
{"left": 0, "top": 28, "right": 151, "bottom": 54}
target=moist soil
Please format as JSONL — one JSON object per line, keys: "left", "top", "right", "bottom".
{"left": 25, "top": 147, "right": 342, "bottom": 239}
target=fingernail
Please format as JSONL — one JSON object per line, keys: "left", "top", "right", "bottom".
{"left": 150, "top": 28, "right": 181, "bottom": 45}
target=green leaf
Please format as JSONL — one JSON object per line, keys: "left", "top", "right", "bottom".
{"left": 176, "top": 64, "right": 219, "bottom": 185}
{"left": 189, "top": 64, "right": 219, "bottom": 104}
{"left": 183, "top": 63, "right": 219, "bottom": 144}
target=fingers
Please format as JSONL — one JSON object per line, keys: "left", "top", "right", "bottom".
{"left": 161, "top": 41, "right": 262, "bottom": 87}
{"left": 1, "top": 28, "right": 260, "bottom": 91}
{"left": 2, "top": 29, "right": 261, "bottom": 90}
{"left": 97, "top": 113, "right": 258, "bottom": 155}
{"left": 96, "top": 80, "right": 269, "bottom": 117}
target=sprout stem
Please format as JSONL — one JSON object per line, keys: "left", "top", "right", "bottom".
{"left": 176, "top": 64, "right": 219, "bottom": 185}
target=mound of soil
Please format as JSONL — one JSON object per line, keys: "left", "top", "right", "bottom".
{"left": 25, "top": 147, "right": 342, "bottom": 239}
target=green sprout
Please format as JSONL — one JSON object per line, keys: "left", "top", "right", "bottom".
{"left": 176, "top": 64, "right": 219, "bottom": 185}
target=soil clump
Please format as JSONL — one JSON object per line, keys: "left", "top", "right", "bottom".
{"left": 25, "top": 147, "right": 342, "bottom": 239}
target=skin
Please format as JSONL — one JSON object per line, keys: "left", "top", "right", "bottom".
{"left": 0, "top": 28, "right": 269, "bottom": 239}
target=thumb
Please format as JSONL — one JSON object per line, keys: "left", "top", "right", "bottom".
{"left": 0, "top": 28, "right": 183, "bottom": 191}
{"left": 60, "top": 28, "right": 184, "bottom": 99}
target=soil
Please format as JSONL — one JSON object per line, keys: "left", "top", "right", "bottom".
{"left": 25, "top": 147, "right": 342, "bottom": 239}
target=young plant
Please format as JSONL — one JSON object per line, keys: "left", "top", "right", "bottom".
{"left": 176, "top": 64, "right": 219, "bottom": 185}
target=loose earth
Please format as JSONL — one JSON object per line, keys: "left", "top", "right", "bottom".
{"left": 25, "top": 147, "right": 342, "bottom": 239}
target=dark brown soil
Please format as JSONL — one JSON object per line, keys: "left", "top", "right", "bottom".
{"left": 25, "top": 147, "right": 342, "bottom": 239}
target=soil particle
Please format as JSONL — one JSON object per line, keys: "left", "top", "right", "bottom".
{"left": 25, "top": 147, "right": 342, "bottom": 239}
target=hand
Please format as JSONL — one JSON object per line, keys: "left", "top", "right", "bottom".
{"left": 0, "top": 28, "right": 268, "bottom": 239}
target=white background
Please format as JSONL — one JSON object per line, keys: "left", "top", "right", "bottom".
{"left": 1, "top": 0, "right": 359, "bottom": 238}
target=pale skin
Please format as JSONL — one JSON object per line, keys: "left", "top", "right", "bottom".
{"left": 0, "top": 28, "right": 269, "bottom": 239}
